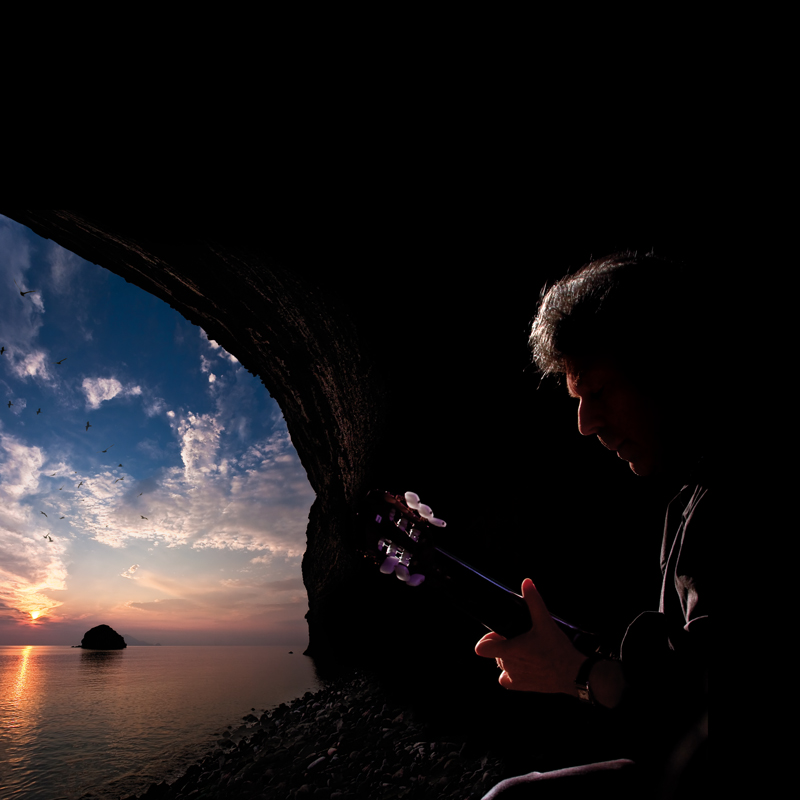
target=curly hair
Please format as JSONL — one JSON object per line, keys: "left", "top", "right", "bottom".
{"left": 529, "top": 250, "right": 706, "bottom": 385}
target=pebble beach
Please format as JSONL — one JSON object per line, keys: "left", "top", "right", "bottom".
{"left": 117, "top": 670, "right": 505, "bottom": 800}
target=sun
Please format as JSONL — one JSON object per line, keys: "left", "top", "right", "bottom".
{"left": 30, "top": 611, "right": 41, "bottom": 620}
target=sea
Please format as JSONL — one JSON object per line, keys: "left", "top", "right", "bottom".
{"left": 0, "top": 645, "right": 322, "bottom": 800}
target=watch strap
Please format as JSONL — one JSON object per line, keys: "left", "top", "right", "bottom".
{"left": 574, "top": 652, "right": 603, "bottom": 704}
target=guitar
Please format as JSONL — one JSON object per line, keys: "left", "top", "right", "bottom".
{"left": 358, "top": 490, "right": 610, "bottom": 657}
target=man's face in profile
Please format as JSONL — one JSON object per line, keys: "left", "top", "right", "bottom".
{"left": 565, "top": 355, "right": 667, "bottom": 477}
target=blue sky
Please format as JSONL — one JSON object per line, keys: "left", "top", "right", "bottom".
{"left": 0, "top": 215, "right": 316, "bottom": 645}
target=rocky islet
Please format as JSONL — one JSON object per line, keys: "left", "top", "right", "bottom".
{"left": 79, "top": 624, "right": 127, "bottom": 649}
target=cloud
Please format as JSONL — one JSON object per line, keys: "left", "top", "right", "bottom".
{"left": 0, "top": 221, "right": 49, "bottom": 367}
{"left": 120, "top": 564, "right": 140, "bottom": 579}
{"left": 0, "top": 433, "right": 44, "bottom": 500}
{"left": 8, "top": 350, "right": 52, "bottom": 382}
{"left": 200, "top": 328, "right": 239, "bottom": 364}
{"left": 126, "top": 598, "right": 195, "bottom": 612}
{"left": 143, "top": 397, "right": 167, "bottom": 418}
{"left": 174, "top": 412, "right": 225, "bottom": 480}
{"left": 81, "top": 377, "right": 143, "bottom": 410}
{"left": 5, "top": 396, "right": 28, "bottom": 415}
{"left": 71, "top": 416, "right": 313, "bottom": 560}
{"left": 0, "top": 432, "right": 68, "bottom": 620}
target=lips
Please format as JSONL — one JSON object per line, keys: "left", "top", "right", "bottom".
{"left": 615, "top": 440, "right": 633, "bottom": 461}
{"left": 598, "top": 435, "right": 623, "bottom": 452}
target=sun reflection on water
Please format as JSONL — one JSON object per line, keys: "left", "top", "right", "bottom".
{"left": 11, "top": 645, "right": 32, "bottom": 706}
{"left": 0, "top": 645, "right": 38, "bottom": 795}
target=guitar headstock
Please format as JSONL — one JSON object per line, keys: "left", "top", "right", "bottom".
{"left": 358, "top": 490, "right": 447, "bottom": 587}
{"left": 358, "top": 489, "right": 606, "bottom": 649}
{"left": 358, "top": 488, "right": 537, "bottom": 639}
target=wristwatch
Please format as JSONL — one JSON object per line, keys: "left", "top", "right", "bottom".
{"left": 574, "top": 653, "right": 604, "bottom": 704}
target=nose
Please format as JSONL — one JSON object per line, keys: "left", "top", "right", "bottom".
{"left": 577, "top": 395, "right": 603, "bottom": 437}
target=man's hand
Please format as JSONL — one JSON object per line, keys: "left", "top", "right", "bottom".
{"left": 474, "top": 578, "right": 587, "bottom": 696}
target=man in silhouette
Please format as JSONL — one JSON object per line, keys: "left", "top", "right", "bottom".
{"left": 476, "top": 251, "right": 713, "bottom": 799}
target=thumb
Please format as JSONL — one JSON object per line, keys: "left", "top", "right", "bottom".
{"left": 521, "top": 578, "right": 551, "bottom": 622}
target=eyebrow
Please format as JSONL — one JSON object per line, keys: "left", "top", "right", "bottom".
{"left": 565, "top": 372, "right": 581, "bottom": 399}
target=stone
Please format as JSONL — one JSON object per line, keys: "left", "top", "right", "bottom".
{"left": 79, "top": 624, "right": 127, "bottom": 649}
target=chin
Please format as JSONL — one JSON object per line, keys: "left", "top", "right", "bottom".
{"left": 629, "top": 460, "right": 654, "bottom": 477}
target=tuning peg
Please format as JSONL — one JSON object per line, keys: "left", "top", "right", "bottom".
{"left": 380, "top": 555, "right": 400, "bottom": 574}
{"left": 404, "top": 492, "right": 420, "bottom": 509}
{"left": 396, "top": 564, "right": 427, "bottom": 586}
{"left": 418, "top": 504, "right": 433, "bottom": 519}
{"left": 429, "top": 517, "right": 447, "bottom": 528}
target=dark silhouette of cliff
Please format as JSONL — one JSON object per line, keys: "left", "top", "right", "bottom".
{"left": 3, "top": 209, "right": 704, "bottom": 758}
{"left": 80, "top": 624, "right": 127, "bottom": 649}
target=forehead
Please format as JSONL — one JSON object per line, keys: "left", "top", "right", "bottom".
{"left": 565, "top": 356, "right": 623, "bottom": 398}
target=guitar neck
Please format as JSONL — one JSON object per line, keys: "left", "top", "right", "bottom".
{"left": 428, "top": 546, "right": 602, "bottom": 653}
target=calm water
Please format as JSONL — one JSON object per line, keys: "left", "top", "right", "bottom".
{"left": 0, "top": 646, "right": 321, "bottom": 800}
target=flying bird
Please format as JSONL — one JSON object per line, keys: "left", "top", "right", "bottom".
{"left": 99, "top": 445, "right": 114, "bottom": 452}
{"left": 118, "top": 463, "right": 123, "bottom": 467}
{"left": 1, "top": 346, "right": 5, "bottom": 354}
{"left": 37, "top": 408, "right": 41, "bottom": 414}
{"left": 59, "top": 486, "right": 63, "bottom": 490}
{"left": 47, "top": 536, "right": 53, "bottom": 542}
{"left": 14, "top": 280, "right": 37, "bottom": 296}
{"left": 60, "top": 516, "right": 65, "bottom": 519}
{"left": 114, "top": 478, "right": 124, "bottom": 483}
{"left": 141, "top": 516, "right": 148, "bottom": 519}
{"left": 138, "top": 492, "right": 143, "bottom": 496}
{"left": 50, "top": 473, "right": 56, "bottom": 477}
{"left": 78, "top": 481, "right": 83, "bottom": 488}
{"left": 55, "top": 358, "right": 67, "bottom": 365}
{"left": 40, "top": 511, "right": 47, "bottom": 517}
{"left": 7, "top": 401, "right": 12, "bottom": 408}
{"left": 85, "top": 421, "right": 91, "bottom": 431}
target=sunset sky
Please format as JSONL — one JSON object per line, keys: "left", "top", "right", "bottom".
{"left": 0, "top": 214, "right": 316, "bottom": 645}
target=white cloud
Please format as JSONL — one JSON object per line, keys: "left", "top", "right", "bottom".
{"left": 81, "top": 377, "right": 143, "bottom": 410}
{"left": 69, "top": 416, "right": 312, "bottom": 560}
{"left": 8, "top": 350, "right": 52, "bottom": 382}
{"left": 120, "top": 564, "right": 140, "bottom": 579}
{"left": 144, "top": 397, "right": 167, "bottom": 418}
{"left": 0, "top": 433, "right": 44, "bottom": 499}
{"left": 82, "top": 377, "right": 123, "bottom": 408}
{"left": 200, "top": 328, "right": 239, "bottom": 364}
{"left": 0, "top": 432, "right": 67, "bottom": 621}
{"left": 175, "top": 412, "right": 225, "bottom": 480}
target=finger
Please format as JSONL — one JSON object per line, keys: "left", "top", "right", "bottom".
{"left": 521, "top": 578, "right": 551, "bottom": 621}
{"left": 475, "top": 631, "right": 507, "bottom": 658}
